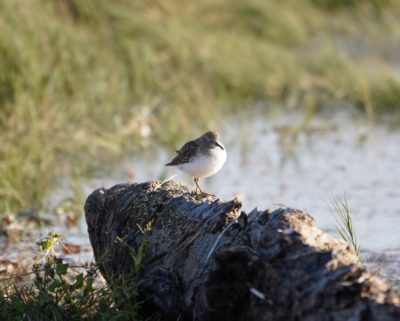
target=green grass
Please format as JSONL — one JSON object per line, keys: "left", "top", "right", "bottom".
{"left": 330, "top": 194, "right": 360, "bottom": 258}
{"left": 1, "top": 0, "right": 400, "bottom": 216}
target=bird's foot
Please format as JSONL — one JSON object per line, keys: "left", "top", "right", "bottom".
{"left": 192, "top": 189, "right": 214, "bottom": 197}
{"left": 200, "top": 191, "right": 215, "bottom": 197}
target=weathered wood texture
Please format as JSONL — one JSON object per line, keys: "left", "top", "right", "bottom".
{"left": 85, "top": 181, "right": 400, "bottom": 321}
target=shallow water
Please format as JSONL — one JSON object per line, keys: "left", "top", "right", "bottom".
{"left": 95, "top": 111, "right": 400, "bottom": 251}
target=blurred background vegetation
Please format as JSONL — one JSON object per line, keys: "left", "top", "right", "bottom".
{"left": 1, "top": 0, "right": 400, "bottom": 216}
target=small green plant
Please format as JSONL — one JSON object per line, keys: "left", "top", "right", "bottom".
{"left": 0, "top": 232, "right": 150, "bottom": 321}
{"left": 105, "top": 231, "right": 151, "bottom": 321}
{"left": 329, "top": 194, "right": 360, "bottom": 258}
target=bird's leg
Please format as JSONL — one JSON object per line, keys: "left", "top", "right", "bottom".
{"left": 194, "top": 178, "right": 201, "bottom": 194}
{"left": 194, "top": 178, "right": 214, "bottom": 196}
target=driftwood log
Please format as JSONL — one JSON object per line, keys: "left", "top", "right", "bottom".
{"left": 85, "top": 181, "right": 400, "bottom": 321}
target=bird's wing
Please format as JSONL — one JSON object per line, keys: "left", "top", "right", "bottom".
{"left": 165, "top": 141, "right": 198, "bottom": 166}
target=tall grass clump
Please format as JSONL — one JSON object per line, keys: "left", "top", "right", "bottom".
{"left": 329, "top": 194, "right": 360, "bottom": 258}
{"left": 0, "top": 0, "right": 400, "bottom": 216}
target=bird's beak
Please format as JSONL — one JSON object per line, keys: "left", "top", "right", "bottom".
{"left": 215, "top": 141, "right": 224, "bottom": 150}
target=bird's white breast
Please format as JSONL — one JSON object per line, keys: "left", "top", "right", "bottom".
{"left": 178, "top": 144, "right": 226, "bottom": 178}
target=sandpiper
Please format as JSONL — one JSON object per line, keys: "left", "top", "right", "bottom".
{"left": 165, "top": 131, "right": 227, "bottom": 194}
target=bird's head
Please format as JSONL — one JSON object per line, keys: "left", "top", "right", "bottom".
{"left": 202, "top": 131, "right": 224, "bottom": 150}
